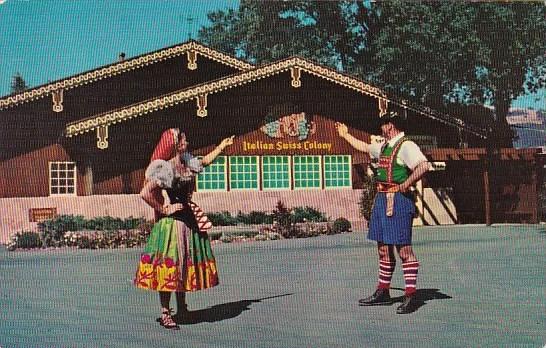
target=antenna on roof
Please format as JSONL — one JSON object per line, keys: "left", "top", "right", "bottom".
{"left": 186, "top": 15, "right": 195, "bottom": 40}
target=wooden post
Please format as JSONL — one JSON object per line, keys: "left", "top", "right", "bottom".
{"left": 83, "top": 163, "right": 93, "bottom": 196}
{"left": 483, "top": 158, "right": 491, "bottom": 226}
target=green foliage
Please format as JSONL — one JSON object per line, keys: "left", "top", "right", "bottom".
{"left": 10, "top": 72, "right": 28, "bottom": 93}
{"left": 292, "top": 206, "right": 327, "bottom": 223}
{"left": 200, "top": 1, "right": 546, "bottom": 145}
{"left": 332, "top": 218, "right": 352, "bottom": 233}
{"left": 85, "top": 216, "right": 143, "bottom": 231}
{"left": 198, "top": 1, "right": 371, "bottom": 70}
{"left": 7, "top": 231, "right": 42, "bottom": 250}
{"left": 30, "top": 215, "right": 150, "bottom": 249}
{"left": 207, "top": 211, "right": 238, "bottom": 226}
{"left": 38, "top": 215, "right": 87, "bottom": 247}
{"left": 358, "top": 175, "right": 377, "bottom": 221}
{"left": 272, "top": 200, "right": 293, "bottom": 230}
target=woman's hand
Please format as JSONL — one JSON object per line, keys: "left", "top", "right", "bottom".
{"left": 335, "top": 122, "right": 348, "bottom": 138}
{"left": 162, "top": 203, "right": 184, "bottom": 216}
{"left": 202, "top": 135, "right": 236, "bottom": 166}
{"left": 398, "top": 183, "right": 410, "bottom": 193}
{"left": 219, "top": 135, "right": 235, "bottom": 150}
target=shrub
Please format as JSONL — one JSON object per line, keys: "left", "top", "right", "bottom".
{"left": 38, "top": 215, "right": 87, "bottom": 247}
{"left": 207, "top": 211, "right": 238, "bottom": 226}
{"left": 272, "top": 200, "right": 293, "bottom": 230}
{"left": 63, "top": 231, "right": 82, "bottom": 247}
{"left": 86, "top": 216, "right": 125, "bottom": 231}
{"left": 7, "top": 231, "right": 42, "bottom": 250}
{"left": 358, "top": 175, "right": 377, "bottom": 221}
{"left": 237, "top": 211, "right": 274, "bottom": 225}
{"left": 332, "top": 218, "right": 352, "bottom": 233}
{"left": 292, "top": 206, "right": 327, "bottom": 223}
{"left": 77, "top": 235, "right": 97, "bottom": 249}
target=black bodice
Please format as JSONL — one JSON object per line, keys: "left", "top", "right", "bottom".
{"left": 165, "top": 178, "right": 198, "bottom": 229}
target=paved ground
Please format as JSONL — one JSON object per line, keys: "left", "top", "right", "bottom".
{"left": 1, "top": 224, "right": 545, "bottom": 348}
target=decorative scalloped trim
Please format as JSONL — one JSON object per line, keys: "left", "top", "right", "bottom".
{"left": 65, "top": 58, "right": 386, "bottom": 136}
{"left": 0, "top": 41, "right": 254, "bottom": 110}
{"left": 65, "top": 56, "right": 487, "bottom": 138}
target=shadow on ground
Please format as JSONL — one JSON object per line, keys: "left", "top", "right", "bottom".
{"left": 387, "top": 288, "right": 452, "bottom": 314}
{"left": 176, "top": 293, "right": 293, "bottom": 325}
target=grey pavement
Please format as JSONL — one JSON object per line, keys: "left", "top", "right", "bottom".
{"left": 0, "top": 224, "right": 545, "bottom": 348}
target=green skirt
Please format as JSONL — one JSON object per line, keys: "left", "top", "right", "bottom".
{"left": 134, "top": 217, "right": 219, "bottom": 292}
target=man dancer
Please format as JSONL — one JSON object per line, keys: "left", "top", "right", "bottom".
{"left": 336, "top": 111, "right": 430, "bottom": 314}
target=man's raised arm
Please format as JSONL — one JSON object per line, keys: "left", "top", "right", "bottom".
{"left": 335, "top": 122, "right": 370, "bottom": 153}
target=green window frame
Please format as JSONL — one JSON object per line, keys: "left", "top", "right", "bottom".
{"left": 262, "top": 156, "right": 291, "bottom": 190}
{"left": 293, "top": 155, "right": 322, "bottom": 189}
{"left": 49, "top": 161, "right": 77, "bottom": 196}
{"left": 196, "top": 156, "right": 227, "bottom": 191}
{"left": 229, "top": 156, "right": 259, "bottom": 190}
{"left": 324, "top": 155, "right": 352, "bottom": 188}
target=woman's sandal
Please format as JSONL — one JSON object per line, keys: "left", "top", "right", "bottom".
{"left": 159, "top": 308, "right": 180, "bottom": 330}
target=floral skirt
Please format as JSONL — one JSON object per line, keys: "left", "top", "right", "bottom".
{"left": 134, "top": 217, "right": 219, "bottom": 292}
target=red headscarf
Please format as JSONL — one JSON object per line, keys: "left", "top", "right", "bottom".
{"left": 151, "top": 128, "right": 182, "bottom": 161}
{"left": 149, "top": 128, "right": 180, "bottom": 221}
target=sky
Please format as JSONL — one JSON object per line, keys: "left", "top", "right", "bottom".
{"left": 0, "top": 0, "right": 543, "bottom": 110}
{"left": 0, "top": 0, "right": 238, "bottom": 95}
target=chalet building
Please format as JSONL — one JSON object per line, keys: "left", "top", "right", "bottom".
{"left": 0, "top": 40, "right": 542, "bottom": 242}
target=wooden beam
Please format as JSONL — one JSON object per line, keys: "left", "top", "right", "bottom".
{"left": 483, "top": 158, "right": 491, "bottom": 226}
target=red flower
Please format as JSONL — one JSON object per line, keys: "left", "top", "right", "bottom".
{"left": 164, "top": 257, "right": 175, "bottom": 268}
{"left": 141, "top": 254, "right": 152, "bottom": 264}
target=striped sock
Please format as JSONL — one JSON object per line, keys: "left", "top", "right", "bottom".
{"left": 377, "top": 260, "right": 396, "bottom": 290}
{"left": 402, "top": 261, "right": 420, "bottom": 296}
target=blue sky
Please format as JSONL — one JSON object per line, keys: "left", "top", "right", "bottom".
{"left": 0, "top": 0, "right": 543, "bottom": 110}
{"left": 0, "top": 0, "right": 238, "bottom": 95}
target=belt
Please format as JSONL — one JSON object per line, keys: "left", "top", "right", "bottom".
{"left": 376, "top": 182, "right": 400, "bottom": 193}
{"left": 376, "top": 182, "right": 399, "bottom": 217}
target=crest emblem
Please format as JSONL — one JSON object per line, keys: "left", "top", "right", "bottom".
{"left": 260, "top": 112, "right": 316, "bottom": 140}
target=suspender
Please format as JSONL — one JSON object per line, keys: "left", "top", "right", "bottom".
{"left": 379, "top": 137, "right": 407, "bottom": 183}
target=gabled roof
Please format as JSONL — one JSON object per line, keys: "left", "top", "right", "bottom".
{"left": 0, "top": 41, "right": 254, "bottom": 110}
{"left": 65, "top": 56, "right": 488, "bottom": 138}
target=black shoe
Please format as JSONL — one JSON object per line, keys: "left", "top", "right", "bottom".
{"left": 396, "top": 295, "right": 417, "bottom": 314}
{"left": 358, "top": 289, "right": 392, "bottom": 306}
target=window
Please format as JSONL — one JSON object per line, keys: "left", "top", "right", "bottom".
{"left": 324, "top": 155, "right": 352, "bottom": 188}
{"left": 262, "top": 156, "right": 291, "bottom": 190}
{"left": 196, "top": 156, "right": 227, "bottom": 191}
{"left": 293, "top": 156, "right": 322, "bottom": 189}
{"left": 49, "top": 162, "right": 77, "bottom": 195}
{"left": 229, "top": 156, "right": 259, "bottom": 190}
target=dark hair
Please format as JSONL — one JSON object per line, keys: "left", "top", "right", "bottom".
{"left": 381, "top": 111, "right": 406, "bottom": 130}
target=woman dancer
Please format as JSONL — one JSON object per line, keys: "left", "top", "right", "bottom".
{"left": 134, "top": 128, "right": 234, "bottom": 329}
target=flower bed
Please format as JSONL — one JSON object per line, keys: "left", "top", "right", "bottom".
{"left": 5, "top": 203, "right": 353, "bottom": 251}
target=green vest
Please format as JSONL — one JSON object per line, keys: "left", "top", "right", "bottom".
{"left": 376, "top": 138, "right": 410, "bottom": 184}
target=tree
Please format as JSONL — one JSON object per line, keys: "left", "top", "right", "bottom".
{"left": 11, "top": 72, "right": 28, "bottom": 93}
{"left": 199, "top": 1, "right": 546, "bottom": 146}
{"left": 472, "top": 3, "right": 546, "bottom": 146}
{"left": 364, "top": 1, "right": 485, "bottom": 108}
{"left": 365, "top": 1, "right": 546, "bottom": 146}
{"left": 198, "top": 1, "right": 372, "bottom": 70}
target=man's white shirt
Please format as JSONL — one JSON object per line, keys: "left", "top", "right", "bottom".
{"left": 368, "top": 132, "right": 428, "bottom": 170}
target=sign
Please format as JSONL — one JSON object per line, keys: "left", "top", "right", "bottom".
{"left": 260, "top": 112, "right": 316, "bottom": 140}
{"left": 29, "top": 207, "right": 57, "bottom": 222}
{"left": 242, "top": 140, "right": 332, "bottom": 152}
